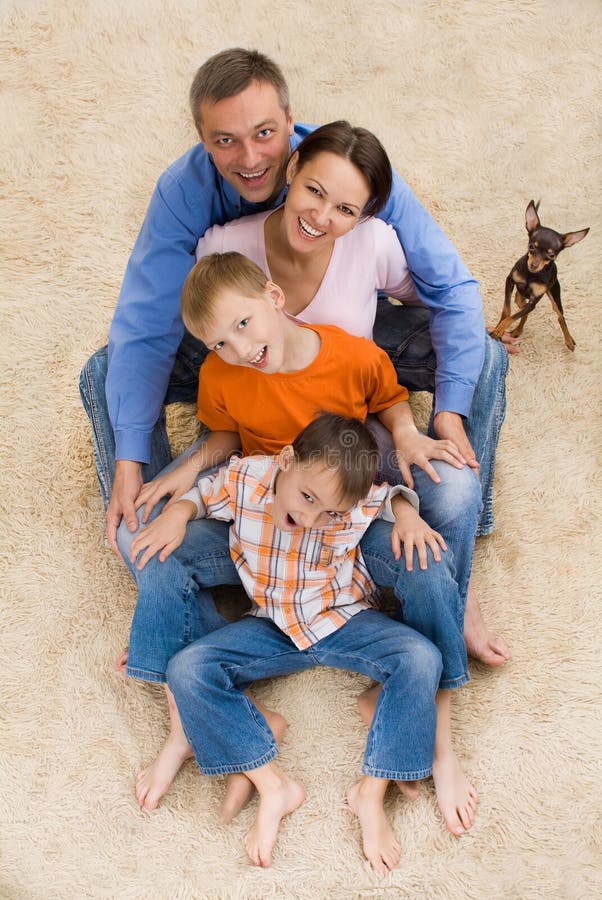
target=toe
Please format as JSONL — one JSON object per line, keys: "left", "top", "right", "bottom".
{"left": 449, "top": 813, "right": 465, "bottom": 836}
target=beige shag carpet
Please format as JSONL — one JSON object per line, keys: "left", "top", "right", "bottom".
{"left": 2, "top": 1, "right": 601, "bottom": 897}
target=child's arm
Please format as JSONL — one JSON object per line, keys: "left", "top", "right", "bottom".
{"left": 377, "top": 400, "right": 466, "bottom": 489}
{"left": 130, "top": 499, "right": 200, "bottom": 570}
{"left": 389, "top": 492, "right": 447, "bottom": 571}
{"left": 134, "top": 430, "right": 241, "bottom": 522}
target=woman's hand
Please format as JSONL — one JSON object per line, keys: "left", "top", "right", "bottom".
{"left": 390, "top": 498, "right": 447, "bottom": 570}
{"left": 394, "top": 427, "right": 466, "bottom": 488}
{"left": 129, "top": 501, "right": 196, "bottom": 570}
{"left": 135, "top": 462, "right": 200, "bottom": 523}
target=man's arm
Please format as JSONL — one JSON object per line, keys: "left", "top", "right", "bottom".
{"left": 377, "top": 169, "right": 486, "bottom": 419}
{"left": 104, "top": 147, "right": 227, "bottom": 551}
{"left": 107, "top": 150, "right": 219, "bottom": 466}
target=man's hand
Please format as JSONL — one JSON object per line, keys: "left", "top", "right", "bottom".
{"left": 107, "top": 460, "right": 143, "bottom": 556}
{"left": 433, "top": 411, "right": 479, "bottom": 473}
{"left": 394, "top": 427, "right": 466, "bottom": 489}
{"left": 390, "top": 496, "right": 447, "bottom": 570}
{"left": 129, "top": 501, "right": 196, "bottom": 571}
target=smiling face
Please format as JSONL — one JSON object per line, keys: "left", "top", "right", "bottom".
{"left": 271, "top": 449, "right": 351, "bottom": 532}
{"left": 198, "top": 80, "right": 294, "bottom": 204}
{"left": 282, "top": 150, "right": 371, "bottom": 254}
{"left": 195, "top": 283, "right": 288, "bottom": 373}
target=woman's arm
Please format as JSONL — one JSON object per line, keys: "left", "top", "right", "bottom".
{"left": 377, "top": 401, "right": 466, "bottom": 489}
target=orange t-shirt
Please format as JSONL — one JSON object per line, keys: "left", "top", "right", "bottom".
{"left": 197, "top": 323, "right": 408, "bottom": 456}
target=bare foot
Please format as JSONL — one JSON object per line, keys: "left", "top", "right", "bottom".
{"left": 114, "top": 647, "right": 128, "bottom": 674}
{"left": 136, "top": 730, "right": 194, "bottom": 811}
{"left": 136, "top": 687, "right": 193, "bottom": 811}
{"left": 357, "top": 685, "right": 421, "bottom": 801}
{"left": 464, "top": 587, "right": 511, "bottom": 667}
{"left": 347, "top": 778, "right": 401, "bottom": 875}
{"left": 220, "top": 774, "right": 255, "bottom": 825}
{"left": 432, "top": 749, "right": 478, "bottom": 837}
{"left": 244, "top": 770, "right": 305, "bottom": 867}
{"left": 220, "top": 705, "right": 288, "bottom": 824}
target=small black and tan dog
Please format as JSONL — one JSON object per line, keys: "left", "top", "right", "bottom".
{"left": 490, "top": 200, "right": 589, "bottom": 350}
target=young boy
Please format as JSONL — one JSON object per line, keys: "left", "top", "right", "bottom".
{"left": 163, "top": 412, "right": 443, "bottom": 873}
{"left": 125, "top": 252, "right": 478, "bottom": 838}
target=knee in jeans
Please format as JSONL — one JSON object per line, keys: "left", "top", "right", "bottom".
{"left": 406, "top": 635, "right": 443, "bottom": 685}
{"left": 430, "top": 461, "right": 482, "bottom": 522}
{"left": 482, "top": 334, "right": 509, "bottom": 383}
{"left": 79, "top": 346, "right": 109, "bottom": 399}
{"left": 116, "top": 507, "right": 146, "bottom": 559}
{"left": 167, "top": 643, "right": 220, "bottom": 692}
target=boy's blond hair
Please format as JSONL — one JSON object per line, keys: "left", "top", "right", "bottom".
{"left": 181, "top": 252, "right": 269, "bottom": 337}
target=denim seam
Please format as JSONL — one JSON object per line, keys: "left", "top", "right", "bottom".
{"left": 362, "top": 765, "right": 433, "bottom": 780}
{"left": 82, "top": 363, "right": 111, "bottom": 508}
{"left": 222, "top": 646, "right": 311, "bottom": 683}
{"left": 440, "top": 673, "right": 470, "bottom": 690}
{"left": 197, "top": 745, "right": 279, "bottom": 776}
{"left": 126, "top": 665, "right": 166, "bottom": 684}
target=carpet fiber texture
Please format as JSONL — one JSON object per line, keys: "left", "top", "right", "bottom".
{"left": 1, "top": 1, "right": 601, "bottom": 897}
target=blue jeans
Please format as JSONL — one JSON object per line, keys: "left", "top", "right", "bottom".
{"left": 120, "top": 492, "right": 467, "bottom": 691}
{"left": 372, "top": 301, "right": 508, "bottom": 535}
{"left": 366, "top": 415, "right": 482, "bottom": 607}
{"left": 115, "top": 441, "right": 234, "bottom": 683}
{"left": 360, "top": 519, "right": 468, "bottom": 689}
{"left": 166, "top": 609, "right": 442, "bottom": 780}
{"left": 79, "top": 308, "right": 508, "bottom": 533}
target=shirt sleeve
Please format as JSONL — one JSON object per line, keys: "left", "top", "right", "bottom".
{"left": 196, "top": 358, "right": 240, "bottom": 432}
{"left": 195, "top": 222, "right": 227, "bottom": 259}
{"left": 373, "top": 219, "right": 418, "bottom": 302}
{"left": 377, "top": 169, "right": 486, "bottom": 417}
{"left": 107, "top": 149, "right": 220, "bottom": 463}
{"left": 378, "top": 484, "right": 420, "bottom": 521}
{"left": 364, "top": 342, "right": 410, "bottom": 412}
{"left": 181, "top": 464, "right": 236, "bottom": 521}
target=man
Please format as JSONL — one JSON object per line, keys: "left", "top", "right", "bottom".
{"left": 80, "top": 47, "right": 510, "bottom": 665}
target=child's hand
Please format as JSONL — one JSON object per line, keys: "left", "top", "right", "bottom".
{"left": 135, "top": 462, "right": 200, "bottom": 523}
{"left": 395, "top": 429, "right": 466, "bottom": 488}
{"left": 129, "top": 501, "right": 195, "bottom": 570}
{"left": 390, "top": 499, "right": 447, "bottom": 571}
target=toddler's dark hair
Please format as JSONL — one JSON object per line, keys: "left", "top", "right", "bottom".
{"left": 292, "top": 412, "right": 379, "bottom": 504}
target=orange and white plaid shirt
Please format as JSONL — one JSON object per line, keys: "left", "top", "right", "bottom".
{"left": 183, "top": 455, "right": 418, "bottom": 650}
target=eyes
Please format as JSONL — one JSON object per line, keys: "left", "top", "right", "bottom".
{"left": 215, "top": 128, "right": 274, "bottom": 147}
{"left": 300, "top": 491, "right": 343, "bottom": 520}
{"left": 305, "top": 184, "right": 355, "bottom": 217}
{"left": 528, "top": 242, "right": 556, "bottom": 260}
{"left": 212, "top": 318, "right": 249, "bottom": 351}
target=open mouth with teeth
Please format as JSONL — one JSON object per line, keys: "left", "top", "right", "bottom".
{"left": 248, "top": 346, "right": 268, "bottom": 367}
{"left": 298, "top": 216, "right": 326, "bottom": 239}
{"left": 238, "top": 168, "right": 268, "bottom": 184}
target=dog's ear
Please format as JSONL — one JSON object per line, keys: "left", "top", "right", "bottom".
{"left": 525, "top": 200, "right": 541, "bottom": 233}
{"left": 562, "top": 227, "right": 589, "bottom": 249}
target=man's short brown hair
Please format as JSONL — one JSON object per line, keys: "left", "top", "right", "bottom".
{"left": 190, "top": 48, "right": 290, "bottom": 135}
{"left": 181, "top": 251, "right": 268, "bottom": 338}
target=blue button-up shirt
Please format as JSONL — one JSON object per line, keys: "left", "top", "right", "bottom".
{"left": 107, "top": 123, "right": 485, "bottom": 463}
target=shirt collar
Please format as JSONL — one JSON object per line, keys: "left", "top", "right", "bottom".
{"left": 249, "top": 457, "right": 280, "bottom": 506}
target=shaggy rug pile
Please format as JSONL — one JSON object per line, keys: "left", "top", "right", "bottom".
{"left": 2, "top": 1, "right": 600, "bottom": 897}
